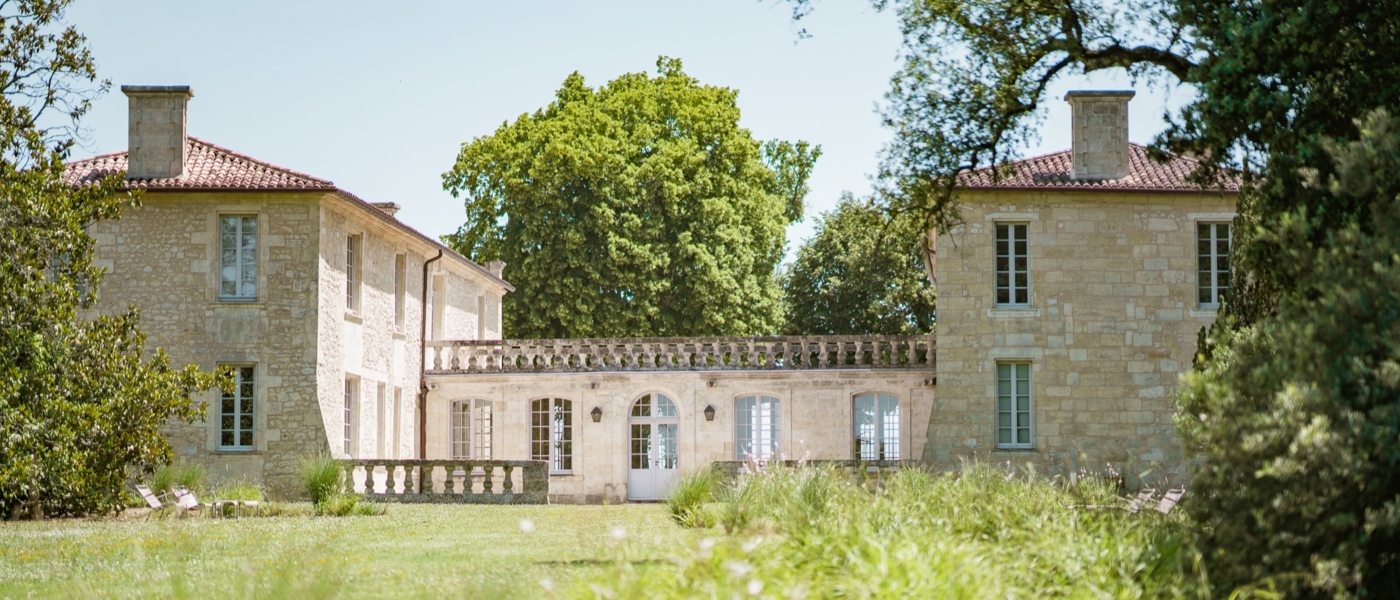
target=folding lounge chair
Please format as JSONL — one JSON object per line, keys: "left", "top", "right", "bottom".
{"left": 1125, "top": 488, "right": 1157, "bottom": 514}
{"left": 1155, "top": 489, "right": 1186, "bottom": 515}
{"left": 134, "top": 485, "right": 174, "bottom": 521}
{"left": 172, "top": 487, "right": 229, "bottom": 518}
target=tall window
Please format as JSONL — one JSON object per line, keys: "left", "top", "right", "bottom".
{"left": 997, "top": 363, "right": 1032, "bottom": 449}
{"left": 375, "top": 383, "right": 387, "bottom": 458}
{"left": 391, "top": 387, "right": 402, "bottom": 459}
{"left": 219, "top": 366, "right": 255, "bottom": 450}
{"left": 531, "top": 398, "right": 572, "bottom": 472}
{"left": 1198, "top": 223, "right": 1232, "bottom": 308}
{"left": 995, "top": 223, "right": 1029, "bottom": 306}
{"left": 219, "top": 215, "right": 257, "bottom": 301}
{"left": 452, "top": 399, "right": 493, "bottom": 460}
{"left": 393, "top": 253, "right": 407, "bottom": 331}
{"left": 346, "top": 234, "right": 362, "bottom": 312}
{"left": 735, "top": 395, "right": 780, "bottom": 460}
{"left": 343, "top": 378, "right": 357, "bottom": 456}
{"left": 853, "top": 393, "right": 899, "bottom": 461}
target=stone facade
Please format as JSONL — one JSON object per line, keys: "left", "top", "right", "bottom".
{"left": 424, "top": 368, "right": 935, "bottom": 504}
{"left": 927, "top": 189, "right": 1236, "bottom": 483}
{"left": 85, "top": 189, "right": 507, "bottom": 498}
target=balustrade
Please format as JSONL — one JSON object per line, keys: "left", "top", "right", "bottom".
{"left": 425, "top": 335, "right": 934, "bottom": 374}
{"left": 344, "top": 460, "right": 547, "bottom": 504}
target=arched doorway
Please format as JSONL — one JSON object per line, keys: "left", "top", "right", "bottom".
{"left": 627, "top": 393, "right": 679, "bottom": 501}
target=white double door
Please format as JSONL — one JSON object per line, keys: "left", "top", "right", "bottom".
{"left": 628, "top": 393, "right": 679, "bottom": 501}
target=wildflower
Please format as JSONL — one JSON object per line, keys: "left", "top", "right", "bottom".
{"left": 518, "top": 519, "right": 535, "bottom": 534}
{"left": 697, "top": 537, "right": 717, "bottom": 560}
{"left": 610, "top": 526, "right": 626, "bottom": 541}
{"left": 725, "top": 560, "right": 753, "bottom": 577}
{"left": 741, "top": 538, "right": 762, "bottom": 554}
{"left": 747, "top": 579, "right": 764, "bottom": 596}
{"left": 540, "top": 577, "right": 555, "bottom": 592}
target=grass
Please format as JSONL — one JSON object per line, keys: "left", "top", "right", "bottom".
{"left": 581, "top": 463, "right": 1207, "bottom": 598}
{"left": 0, "top": 503, "right": 692, "bottom": 599}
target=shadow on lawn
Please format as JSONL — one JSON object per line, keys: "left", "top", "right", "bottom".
{"left": 535, "top": 558, "right": 668, "bottom": 567}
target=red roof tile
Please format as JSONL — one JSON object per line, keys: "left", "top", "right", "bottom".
{"left": 64, "top": 137, "right": 335, "bottom": 190}
{"left": 958, "top": 144, "right": 1240, "bottom": 193}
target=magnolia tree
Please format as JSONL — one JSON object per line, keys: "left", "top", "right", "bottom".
{"left": 442, "top": 57, "right": 819, "bottom": 338}
{"left": 0, "top": 1, "right": 221, "bottom": 519}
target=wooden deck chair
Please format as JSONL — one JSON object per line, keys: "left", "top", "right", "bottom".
{"left": 1155, "top": 489, "right": 1186, "bottom": 515}
{"left": 1125, "top": 488, "right": 1157, "bottom": 514}
{"left": 134, "top": 485, "right": 172, "bottom": 521}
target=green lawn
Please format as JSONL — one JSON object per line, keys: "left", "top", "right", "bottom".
{"left": 0, "top": 504, "right": 691, "bottom": 599}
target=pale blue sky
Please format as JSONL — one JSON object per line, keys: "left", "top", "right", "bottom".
{"left": 67, "top": 1, "right": 1193, "bottom": 254}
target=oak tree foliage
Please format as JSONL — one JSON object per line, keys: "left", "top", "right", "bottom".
{"left": 781, "top": 193, "right": 935, "bottom": 335}
{"left": 0, "top": 0, "right": 222, "bottom": 519}
{"left": 443, "top": 57, "right": 819, "bottom": 338}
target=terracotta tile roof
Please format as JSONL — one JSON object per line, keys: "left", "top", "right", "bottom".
{"left": 958, "top": 144, "right": 1240, "bottom": 193}
{"left": 64, "top": 136, "right": 336, "bottom": 190}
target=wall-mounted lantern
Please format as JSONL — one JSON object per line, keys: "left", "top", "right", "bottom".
{"left": 703, "top": 405, "right": 716, "bottom": 422}
{"left": 590, "top": 406, "right": 603, "bottom": 423}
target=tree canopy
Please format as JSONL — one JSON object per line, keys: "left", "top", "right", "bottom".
{"left": 0, "top": 0, "right": 221, "bottom": 519}
{"left": 443, "top": 57, "right": 819, "bottom": 338}
{"left": 782, "top": 194, "right": 935, "bottom": 335}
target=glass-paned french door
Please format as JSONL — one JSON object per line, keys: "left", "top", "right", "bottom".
{"left": 997, "top": 362, "right": 1032, "bottom": 448}
{"left": 628, "top": 393, "right": 679, "bottom": 500}
{"left": 219, "top": 366, "right": 255, "bottom": 450}
{"left": 853, "top": 393, "right": 900, "bottom": 460}
{"left": 736, "top": 395, "right": 780, "bottom": 460}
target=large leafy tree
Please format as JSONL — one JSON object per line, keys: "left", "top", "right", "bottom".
{"left": 0, "top": 0, "right": 221, "bottom": 519}
{"left": 781, "top": 193, "right": 935, "bottom": 335}
{"left": 443, "top": 57, "right": 819, "bottom": 338}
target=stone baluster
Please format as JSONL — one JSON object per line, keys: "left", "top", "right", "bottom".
{"left": 482, "top": 464, "right": 494, "bottom": 495}
{"left": 423, "top": 464, "right": 436, "bottom": 495}
{"left": 502, "top": 465, "right": 514, "bottom": 496}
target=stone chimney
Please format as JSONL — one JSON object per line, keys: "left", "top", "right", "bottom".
{"left": 122, "top": 85, "right": 193, "bottom": 179}
{"left": 486, "top": 260, "right": 506, "bottom": 278}
{"left": 372, "top": 202, "right": 401, "bottom": 218}
{"left": 1065, "top": 90, "right": 1134, "bottom": 180}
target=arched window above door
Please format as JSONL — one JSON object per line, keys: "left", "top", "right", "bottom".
{"left": 630, "top": 393, "right": 677, "bottom": 418}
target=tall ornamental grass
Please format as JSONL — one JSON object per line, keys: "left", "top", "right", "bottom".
{"left": 578, "top": 464, "right": 1201, "bottom": 598}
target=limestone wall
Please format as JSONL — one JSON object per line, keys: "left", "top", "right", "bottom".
{"left": 88, "top": 190, "right": 329, "bottom": 498}
{"left": 424, "top": 369, "right": 935, "bottom": 504}
{"left": 928, "top": 189, "right": 1235, "bottom": 484}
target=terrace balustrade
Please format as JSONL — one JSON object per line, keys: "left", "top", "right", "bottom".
{"left": 424, "top": 335, "right": 935, "bottom": 374}
{"left": 344, "top": 460, "right": 547, "bottom": 504}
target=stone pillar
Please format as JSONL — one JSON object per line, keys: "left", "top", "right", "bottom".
{"left": 1065, "top": 90, "right": 1134, "bottom": 181}
{"left": 122, "top": 85, "right": 194, "bottom": 179}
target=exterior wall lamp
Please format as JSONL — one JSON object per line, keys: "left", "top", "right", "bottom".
{"left": 590, "top": 406, "right": 603, "bottom": 423}
{"left": 704, "top": 404, "right": 715, "bottom": 421}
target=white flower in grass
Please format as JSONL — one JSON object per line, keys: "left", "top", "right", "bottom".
{"left": 747, "top": 579, "right": 764, "bottom": 596}
{"left": 697, "top": 537, "right": 717, "bottom": 560}
{"left": 610, "top": 526, "right": 626, "bottom": 541}
{"left": 518, "top": 518, "right": 535, "bottom": 534}
{"left": 741, "top": 538, "right": 762, "bottom": 554}
{"left": 725, "top": 560, "right": 752, "bottom": 577}
{"left": 539, "top": 577, "right": 554, "bottom": 592}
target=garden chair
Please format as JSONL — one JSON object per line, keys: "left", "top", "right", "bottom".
{"left": 172, "top": 487, "right": 234, "bottom": 518}
{"left": 1155, "top": 489, "right": 1186, "bottom": 515}
{"left": 1125, "top": 488, "right": 1157, "bottom": 514}
{"left": 134, "top": 485, "right": 175, "bottom": 521}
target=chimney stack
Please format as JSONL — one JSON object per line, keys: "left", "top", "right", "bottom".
{"left": 372, "top": 202, "right": 401, "bottom": 218}
{"left": 1065, "top": 90, "right": 1134, "bottom": 180}
{"left": 122, "top": 85, "right": 193, "bottom": 179}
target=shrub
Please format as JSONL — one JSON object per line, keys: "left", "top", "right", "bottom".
{"left": 148, "top": 461, "right": 207, "bottom": 495}
{"left": 1176, "top": 110, "right": 1400, "bottom": 596}
{"left": 315, "top": 493, "right": 383, "bottom": 517}
{"left": 664, "top": 467, "right": 720, "bottom": 527}
{"left": 213, "top": 478, "right": 264, "bottom": 502}
{"left": 296, "top": 452, "right": 344, "bottom": 504}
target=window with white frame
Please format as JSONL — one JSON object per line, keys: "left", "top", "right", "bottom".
{"left": 219, "top": 365, "right": 255, "bottom": 450}
{"left": 343, "top": 377, "right": 358, "bottom": 456}
{"left": 853, "top": 393, "right": 899, "bottom": 461}
{"left": 1198, "top": 223, "right": 1232, "bottom": 308}
{"left": 393, "top": 253, "right": 407, "bottom": 331}
{"left": 995, "top": 223, "right": 1029, "bottom": 306}
{"left": 735, "top": 395, "right": 780, "bottom": 460}
{"left": 996, "top": 362, "right": 1032, "bottom": 449}
{"left": 452, "top": 399, "right": 493, "bottom": 460}
{"left": 346, "top": 234, "right": 362, "bottom": 312}
{"left": 531, "top": 398, "right": 572, "bottom": 472}
{"left": 219, "top": 215, "right": 258, "bottom": 301}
